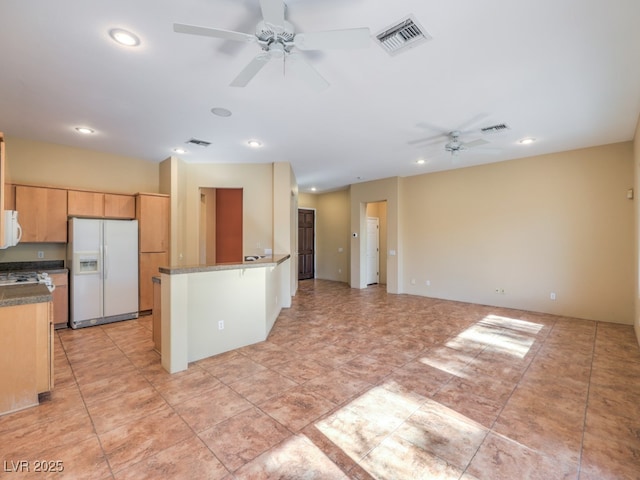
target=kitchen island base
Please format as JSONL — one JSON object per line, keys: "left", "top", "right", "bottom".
{"left": 160, "top": 255, "right": 291, "bottom": 373}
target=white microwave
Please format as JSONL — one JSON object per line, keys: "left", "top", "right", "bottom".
{"left": 1, "top": 210, "right": 22, "bottom": 249}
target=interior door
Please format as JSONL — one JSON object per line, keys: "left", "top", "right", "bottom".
{"left": 298, "top": 209, "right": 315, "bottom": 280}
{"left": 366, "top": 217, "right": 379, "bottom": 285}
{"left": 215, "top": 188, "right": 243, "bottom": 263}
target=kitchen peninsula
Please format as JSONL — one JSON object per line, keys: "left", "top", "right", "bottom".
{"left": 159, "top": 254, "right": 291, "bottom": 373}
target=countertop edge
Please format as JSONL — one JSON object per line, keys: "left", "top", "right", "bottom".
{"left": 0, "top": 284, "right": 53, "bottom": 307}
{"left": 159, "top": 254, "right": 291, "bottom": 275}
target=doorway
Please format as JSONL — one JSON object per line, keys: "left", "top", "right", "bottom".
{"left": 298, "top": 208, "right": 315, "bottom": 280}
{"left": 366, "top": 217, "right": 379, "bottom": 285}
{"left": 199, "top": 187, "right": 243, "bottom": 264}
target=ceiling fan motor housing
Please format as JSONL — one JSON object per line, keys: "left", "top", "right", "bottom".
{"left": 256, "top": 20, "right": 295, "bottom": 53}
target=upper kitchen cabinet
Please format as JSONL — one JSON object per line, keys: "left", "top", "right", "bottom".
{"left": 5, "top": 184, "right": 15, "bottom": 210}
{"left": 16, "top": 185, "right": 68, "bottom": 242}
{"left": 67, "top": 190, "right": 103, "bottom": 217}
{"left": 68, "top": 190, "right": 135, "bottom": 219}
{"left": 104, "top": 193, "right": 135, "bottom": 219}
{"left": 136, "top": 193, "right": 169, "bottom": 253}
{"left": 0, "top": 133, "right": 5, "bottom": 247}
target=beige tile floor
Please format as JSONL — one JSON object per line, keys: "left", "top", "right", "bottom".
{"left": 2, "top": 279, "right": 640, "bottom": 479}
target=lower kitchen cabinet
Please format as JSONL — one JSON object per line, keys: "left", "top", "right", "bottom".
{"left": 49, "top": 271, "right": 69, "bottom": 328}
{"left": 140, "top": 252, "right": 168, "bottom": 312}
{"left": 0, "top": 301, "right": 53, "bottom": 415}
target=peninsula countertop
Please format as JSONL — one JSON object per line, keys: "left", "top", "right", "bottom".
{"left": 158, "top": 254, "right": 291, "bottom": 276}
{"left": 0, "top": 283, "right": 53, "bottom": 307}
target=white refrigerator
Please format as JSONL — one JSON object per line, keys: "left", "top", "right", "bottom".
{"left": 68, "top": 218, "right": 139, "bottom": 329}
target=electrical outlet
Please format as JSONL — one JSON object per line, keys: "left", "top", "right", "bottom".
{"left": 426, "top": 280, "right": 431, "bottom": 286}
{"left": 37, "top": 251, "right": 44, "bottom": 259}
{"left": 550, "top": 292, "right": 556, "bottom": 300}
{"left": 218, "top": 320, "right": 224, "bottom": 330}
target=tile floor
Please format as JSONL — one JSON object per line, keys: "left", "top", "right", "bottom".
{"left": 2, "top": 279, "right": 640, "bottom": 479}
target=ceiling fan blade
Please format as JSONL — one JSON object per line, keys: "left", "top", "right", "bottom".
{"left": 287, "top": 53, "right": 329, "bottom": 91}
{"left": 173, "top": 23, "right": 255, "bottom": 43}
{"left": 408, "top": 133, "right": 447, "bottom": 146}
{"left": 457, "top": 113, "right": 490, "bottom": 134}
{"left": 230, "top": 53, "right": 271, "bottom": 87}
{"left": 462, "top": 138, "right": 490, "bottom": 148}
{"left": 294, "top": 28, "right": 371, "bottom": 50}
{"left": 259, "top": 0, "right": 285, "bottom": 29}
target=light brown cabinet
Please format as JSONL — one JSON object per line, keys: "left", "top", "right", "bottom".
{"left": 137, "top": 194, "right": 170, "bottom": 253}
{"left": 4, "top": 183, "right": 15, "bottom": 210}
{"left": 68, "top": 190, "right": 103, "bottom": 217}
{"left": 49, "top": 271, "right": 69, "bottom": 329}
{"left": 16, "top": 185, "right": 68, "bottom": 242}
{"left": 152, "top": 277, "right": 161, "bottom": 353}
{"left": 0, "top": 300, "right": 53, "bottom": 415}
{"left": 68, "top": 190, "right": 135, "bottom": 219}
{"left": 136, "top": 194, "right": 170, "bottom": 312}
{"left": 104, "top": 194, "right": 135, "bottom": 219}
{"left": 0, "top": 133, "right": 5, "bottom": 247}
{"left": 139, "top": 252, "right": 168, "bottom": 312}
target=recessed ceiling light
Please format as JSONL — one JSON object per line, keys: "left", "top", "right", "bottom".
{"left": 247, "top": 140, "right": 262, "bottom": 148}
{"left": 109, "top": 28, "right": 140, "bottom": 47}
{"left": 173, "top": 148, "right": 187, "bottom": 154}
{"left": 519, "top": 137, "right": 536, "bottom": 145}
{"left": 416, "top": 159, "right": 425, "bottom": 165}
{"left": 211, "top": 107, "right": 232, "bottom": 117}
{"left": 310, "top": 187, "right": 317, "bottom": 192}
{"left": 75, "top": 127, "right": 95, "bottom": 134}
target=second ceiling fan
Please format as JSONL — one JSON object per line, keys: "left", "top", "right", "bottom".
{"left": 173, "top": 0, "right": 371, "bottom": 90}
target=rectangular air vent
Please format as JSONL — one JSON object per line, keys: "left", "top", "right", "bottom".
{"left": 481, "top": 124, "right": 510, "bottom": 134}
{"left": 186, "top": 138, "right": 211, "bottom": 147}
{"left": 375, "top": 15, "right": 431, "bottom": 56}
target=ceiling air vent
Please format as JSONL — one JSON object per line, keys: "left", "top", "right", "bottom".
{"left": 375, "top": 15, "right": 431, "bottom": 56}
{"left": 186, "top": 138, "right": 211, "bottom": 147}
{"left": 480, "top": 124, "right": 510, "bottom": 134}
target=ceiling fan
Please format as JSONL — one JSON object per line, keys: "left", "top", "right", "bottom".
{"left": 408, "top": 116, "right": 499, "bottom": 156}
{"left": 173, "top": 0, "right": 371, "bottom": 90}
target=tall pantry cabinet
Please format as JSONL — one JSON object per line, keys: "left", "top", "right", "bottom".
{"left": 136, "top": 193, "right": 169, "bottom": 312}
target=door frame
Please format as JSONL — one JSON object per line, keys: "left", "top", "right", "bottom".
{"left": 298, "top": 208, "right": 316, "bottom": 280}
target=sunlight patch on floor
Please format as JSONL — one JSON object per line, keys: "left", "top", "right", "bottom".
{"left": 315, "top": 387, "right": 488, "bottom": 479}
{"left": 238, "top": 434, "right": 350, "bottom": 478}
{"left": 444, "top": 315, "right": 543, "bottom": 359}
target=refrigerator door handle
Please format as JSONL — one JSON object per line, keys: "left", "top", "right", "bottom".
{"left": 104, "top": 245, "right": 109, "bottom": 279}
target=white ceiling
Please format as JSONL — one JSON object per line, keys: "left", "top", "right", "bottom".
{"left": 1, "top": 0, "right": 639, "bottom": 192}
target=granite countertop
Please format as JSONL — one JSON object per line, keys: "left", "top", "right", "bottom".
{"left": 0, "top": 284, "right": 53, "bottom": 307}
{"left": 0, "top": 260, "right": 65, "bottom": 273}
{"left": 159, "top": 254, "right": 291, "bottom": 275}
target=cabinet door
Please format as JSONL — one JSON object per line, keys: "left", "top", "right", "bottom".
{"left": 137, "top": 195, "right": 169, "bottom": 252}
{"left": 68, "top": 190, "right": 104, "bottom": 217}
{"left": 0, "top": 134, "right": 5, "bottom": 247}
{"left": 139, "top": 252, "right": 168, "bottom": 311}
{"left": 49, "top": 272, "right": 69, "bottom": 328}
{"left": 104, "top": 194, "right": 135, "bottom": 219}
{"left": 4, "top": 183, "right": 15, "bottom": 210}
{"left": 0, "top": 303, "right": 38, "bottom": 413}
{"left": 16, "top": 186, "right": 68, "bottom": 242}
{"left": 35, "top": 302, "right": 53, "bottom": 393}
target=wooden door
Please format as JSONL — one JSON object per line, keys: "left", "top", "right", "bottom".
{"left": 298, "top": 209, "right": 315, "bottom": 280}
{"left": 215, "top": 188, "right": 243, "bottom": 263}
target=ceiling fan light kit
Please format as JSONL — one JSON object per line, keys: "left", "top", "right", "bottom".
{"left": 173, "top": 0, "right": 371, "bottom": 90}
